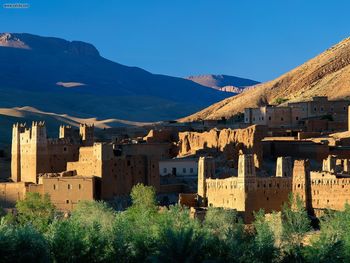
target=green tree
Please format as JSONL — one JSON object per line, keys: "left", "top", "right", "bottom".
{"left": 280, "top": 194, "right": 311, "bottom": 262}
{"left": 129, "top": 183, "right": 157, "bottom": 212}
{"left": 121, "top": 184, "right": 160, "bottom": 262}
{"left": 16, "top": 192, "right": 56, "bottom": 233}
{"left": 303, "top": 206, "right": 350, "bottom": 263}
{"left": 47, "top": 219, "right": 117, "bottom": 262}
{"left": 153, "top": 205, "right": 204, "bottom": 262}
{"left": 0, "top": 218, "right": 48, "bottom": 263}
{"left": 250, "top": 210, "right": 278, "bottom": 263}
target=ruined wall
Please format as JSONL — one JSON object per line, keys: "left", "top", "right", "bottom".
{"left": 178, "top": 125, "right": 266, "bottom": 168}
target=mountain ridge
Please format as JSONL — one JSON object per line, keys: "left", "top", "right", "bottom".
{"left": 0, "top": 32, "right": 232, "bottom": 122}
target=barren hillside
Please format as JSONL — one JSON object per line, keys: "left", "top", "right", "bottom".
{"left": 181, "top": 37, "right": 350, "bottom": 121}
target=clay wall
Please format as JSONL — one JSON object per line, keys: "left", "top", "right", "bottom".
{"left": 0, "top": 182, "right": 27, "bottom": 208}
{"left": 41, "top": 176, "right": 96, "bottom": 211}
{"left": 205, "top": 176, "right": 291, "bottom": 223}
{"left": 309, "top": 172, "right": 350, "bottom": 211}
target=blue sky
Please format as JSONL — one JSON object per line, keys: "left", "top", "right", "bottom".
{"left": 0, "top": 0, "right": 349, "bottom": 82}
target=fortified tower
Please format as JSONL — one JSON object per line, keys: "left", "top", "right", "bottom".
{"left": 197, "top": 156, "right": 215, "bottom": 206}
{"left": 11, "top": 123, "right": 26, "bottom": 182}
{"left": 292, "top": 159, "right": 312, "bottom": 213}
{"left": 22, "top": 121, "right": 49, "bottom": 183}
{"left": 276, "top": 156, "right": 293, "bottom": 177}
{"left": 238, "top": 154, "right": 256, "bottom": 177}
{"left": 80, "top": 124, "right": 94, "bottom": 146}
{"left": 59, "top": 125, "right": 74, "bottom": 139}
{"left": 11, "top": 122, "right": 49, "bottom": 184}
{"left": 322, "top": 155, "right": 336, "bottom": 173}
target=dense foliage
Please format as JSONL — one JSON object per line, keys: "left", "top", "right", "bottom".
{"left": 1, "top": 185, "right": 350, "bottom": 262}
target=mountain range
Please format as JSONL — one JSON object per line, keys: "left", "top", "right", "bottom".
{"left": 182, "top": 37, "right": 350, "bottom": 121}
{"left": 0, "top": 33, "right": 234, "bottom": 123}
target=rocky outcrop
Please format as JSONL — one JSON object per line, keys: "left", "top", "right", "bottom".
{"left": 177, "top": 125, "right": 267, "bottom": 168}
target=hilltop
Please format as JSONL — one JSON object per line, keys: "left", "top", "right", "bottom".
{"left": 181, "top": 37, "right": 350, "bottom": 121}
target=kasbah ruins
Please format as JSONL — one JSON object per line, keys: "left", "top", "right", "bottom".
{"left": 2, "top": 96, "right": 350, "bottom": 223}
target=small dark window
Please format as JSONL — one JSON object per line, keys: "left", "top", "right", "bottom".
{"left": 268, "top": 116, "right": 271, "bottom": 121}
{"left": 66, "top": 200, "right": 70, "bottom": 204}
{"left": 63, "top": 147, "right": 67, "bottom": 152}
{"left": 296, "top": 117, "right": 299, "bottom": 120}
{"left": 190, "top": 168, "right": 194, "bottom": 173}
{"left": 53, "top": 184, "right": 56, "bottom": 190}
{"left": 281, "top": 117, "right": 284, "bottom": 121}
{"left": 78, "top": 184, "right": 81, "bottom": 190}
{"left": 68, "top": 184, "right": 72, "bottom": 190}
{"left": 127, "top": 160, "right": 131, "bottom": 166}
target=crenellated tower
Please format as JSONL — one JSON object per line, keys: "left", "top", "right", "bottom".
{"left": 80, "top": 124, "right": 94, "bottom": 146}
{"left": 276, "top": 156, "right": 293, "bottom": 177}
{"left": 292, "top": 159, "right": 313, "bottom": 213}
{"left": 11, "top": 123, "right": 26, "bottom": 182}
{"left": 238, "top": 154, "right": 256, "bottom": 178}
{"left": 197, "top": 156, "right": 215, "bottom": 206}
{"left": 59, "top": 125, "right": 73, "bottom": 139}
{"left": 322, "top": 155, "right": 336, "bottom": 173}
{"left": 13, "top": 121, "right": 49, "bottom": 184}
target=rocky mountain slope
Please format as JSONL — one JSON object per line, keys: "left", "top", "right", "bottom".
{"left": 182, "top": 37, "right": 350, "bottom": 121}
{"left": 0, "top": 33, "right": 231, "bottom": 123}
{"left": 187, "top": 74, "right": 259, "bottom": 93}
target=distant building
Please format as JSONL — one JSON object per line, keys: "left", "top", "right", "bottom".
{"left": 244, "top": 96, "right": 349, "bottom": 130}
{"left": 159, "top": 158, "right": 198, "bottom": 177}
